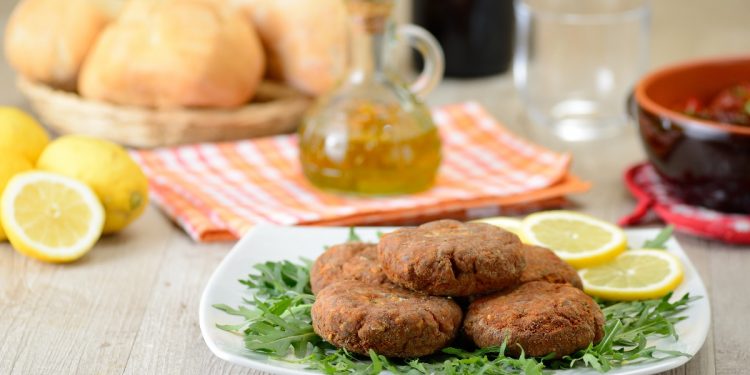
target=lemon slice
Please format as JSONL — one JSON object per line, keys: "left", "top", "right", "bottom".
{"left": 471, "top": 216, "right": 525, "bottom": 239}
{"left": 521, "top": 210, "right": 626, "bottom": 268}
{"left": 1, "top": 171, "right": 104, "bottom": 263}
{"left": 579, "top": 250, "right": 684, "bottom": 301}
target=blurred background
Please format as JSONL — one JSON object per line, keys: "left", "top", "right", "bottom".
{"left": 3, "top": 0, "right": 750, "bottom": 107}
{"left": 2, "top": 0, "right": 750, "bottom": 210}
{"left": 3, "top": 0, "right": 750, "bottom": 222}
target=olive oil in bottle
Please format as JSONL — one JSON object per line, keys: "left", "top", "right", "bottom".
{"left": 298, "top": 0, "right": 444, "bottom": 196}
{"left": 300, "top": 101, "right": 441, "bottom": 195}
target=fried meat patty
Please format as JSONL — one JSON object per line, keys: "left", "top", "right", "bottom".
{"left": 310, "top": 242, "right": 390, "bottom": 294}
{"left": 311, "top": 281, "right": 463, "bottom": 358}
{"left": 378, "top": 220, "right": 525, "bottom": 296}
{"left": 464, "top": 281, "right": 605, "bottom": 358}
{"left": 520, "top": 245, "right": 583, "bottom": 289}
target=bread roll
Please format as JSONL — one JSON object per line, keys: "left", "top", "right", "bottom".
{"left": 4, "top": 0, "right": 113, "bottom": 91}
{"left": 234, "top": 0, "right": 347, "bottom": 96}
{"left": 79, "top": 0, "right": 265, "bottom": 108}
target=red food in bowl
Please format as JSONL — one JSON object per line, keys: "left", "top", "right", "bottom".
{"left": 632, "top": 55, "right": 750, "bottom": 213}
{"left": 676, "top": 82, "right": 750, "bottom": 126}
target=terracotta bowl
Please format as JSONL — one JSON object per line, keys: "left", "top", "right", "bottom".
{"left": 632, "top": 56, "right": 750, "bottom": 213}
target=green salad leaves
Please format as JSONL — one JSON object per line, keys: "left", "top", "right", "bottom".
{"left": 641, "top": 226, "right": 674, "bottom": 249}
{"left": 214, "top": 228, "right": 696, "bottom": 374}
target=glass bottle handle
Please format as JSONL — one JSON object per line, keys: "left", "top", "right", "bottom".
{"left": 398, "top": 24, "right": 444, "bottom": 98}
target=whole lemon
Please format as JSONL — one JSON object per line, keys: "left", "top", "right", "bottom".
{"left": 36, "top": 135, "right": 149, "bottom": 234}
{"left": 0, "top": 107, "right": 49, "bottom": 163}
{"left": 0, "top": 153, "right": 34, "bottom": 240}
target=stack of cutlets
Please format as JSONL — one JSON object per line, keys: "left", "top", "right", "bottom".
{"left": 310, "top": 219, "right": 605, "bottom": 359}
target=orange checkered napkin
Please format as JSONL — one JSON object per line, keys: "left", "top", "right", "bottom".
{"left": 130, "top": 102, "right": 590, "bottom": 242}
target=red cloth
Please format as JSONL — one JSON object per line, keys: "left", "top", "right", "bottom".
{"left": 620, "top": 163, "right": 750, "bottom": 244}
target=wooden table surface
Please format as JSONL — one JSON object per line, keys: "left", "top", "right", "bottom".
{"left": 1, "top": 1, "right": 749, "bottom": 374}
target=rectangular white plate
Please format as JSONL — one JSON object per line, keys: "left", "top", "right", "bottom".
{"left": 199, "top": 226, "right": 710, "bottom": 375}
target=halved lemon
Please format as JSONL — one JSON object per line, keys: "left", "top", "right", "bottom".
{"left": 471, "top": 216, "right": 525, "bottom": 240}
{"left": 521, "top": 210, "right": 627, "bottom": 268}
{"left": 1, "top": 171, "right": 105, "bottom": 263}
{"left": 578, "top": 249, "right": 684, "bottom": 301}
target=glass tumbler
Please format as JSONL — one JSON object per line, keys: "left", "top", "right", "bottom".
{"left": 514, "top": 0, "right": 650, "bottom": 141}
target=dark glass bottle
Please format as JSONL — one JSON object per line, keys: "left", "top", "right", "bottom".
{"left": 413, "top": 0, "right": 515, "bottom": 78}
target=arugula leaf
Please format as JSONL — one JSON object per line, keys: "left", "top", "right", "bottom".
{"left": 347, "top": 227, "right": 362, "bottom": 242}
{"left": 212, "top": 303, "right": 259, "bottom": 320}
{"left": 550, "top": 293, "right": 695, "bottom": 370}
{"left": 642, "top": 226, "right": 674, "bottom": 249}
{"left": 240, "top": 259, "right": 314, "bottom": 297}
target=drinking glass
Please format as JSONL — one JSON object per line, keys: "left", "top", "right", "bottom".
{"left": 514, "top": 0, "right": 650, "bottom": 141}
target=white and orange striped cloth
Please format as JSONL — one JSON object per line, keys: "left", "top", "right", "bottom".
{"left": 131, "top": 102, "right": 590, "bottom": 242}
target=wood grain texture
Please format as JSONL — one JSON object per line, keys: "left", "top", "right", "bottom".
{"left": 1, "top": 0, "right": 750, "bottom": 374}
{"left": 0, "top": 207, "right": 176, "bottom": 374}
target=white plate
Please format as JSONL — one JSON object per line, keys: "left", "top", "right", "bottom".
{"left": 199, "top": 226, "right": 711, "bottom": 375}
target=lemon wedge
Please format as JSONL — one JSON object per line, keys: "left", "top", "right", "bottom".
{"left": 579, "top": 249, "right": 684, "bottom": 301}
{"left": 471, "top": 216, "right": 525, "bottom": 239}
{"left": 1, "top": 171, "right": 104, "bottom": 263}
{"left": 521, "top": 210, "right": 626, "bottom": 268}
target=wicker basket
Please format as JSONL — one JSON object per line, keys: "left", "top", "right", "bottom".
{"left": 17, "top": 77, "right": 313, "bottom": 148}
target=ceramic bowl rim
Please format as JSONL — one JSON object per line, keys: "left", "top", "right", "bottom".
{"left": 634, "top": 54, "right": 750, "bottom": 136}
